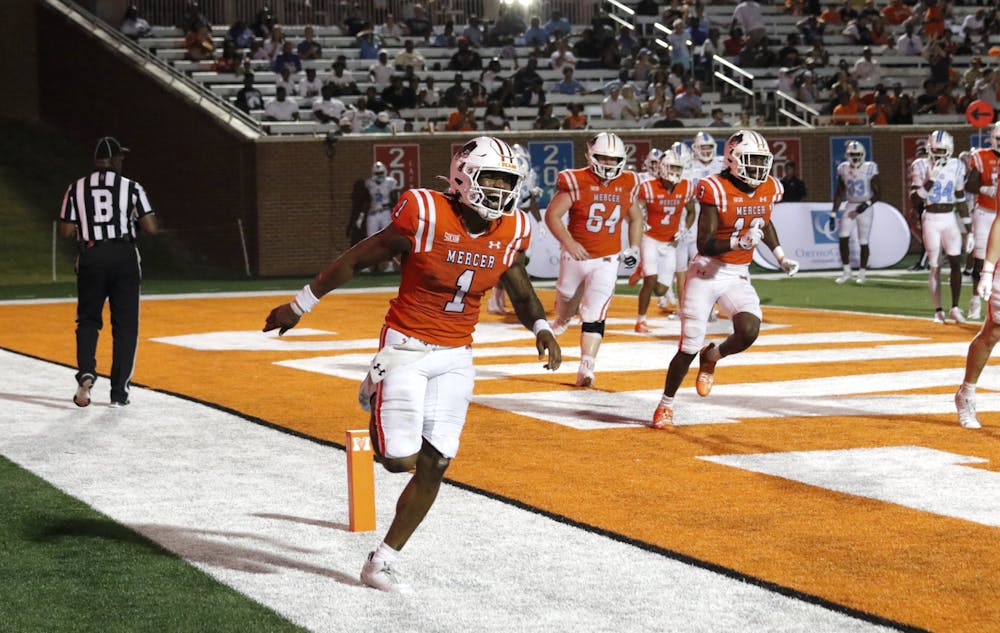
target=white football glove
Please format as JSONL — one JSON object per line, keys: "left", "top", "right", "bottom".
{"left": 966, "top": 231, "right": 976, "bottom": 254}
{"left": 979, "top": 262, "right": 995, "bottom": 301}
{"left": 730, "top": 227, "right": 763, "bottom": 251}
{"left": 674, "top": 226, "right": 692, "bottom": 243}
{"left": 779, "top": 256, "right": 799, "bottom": 276}
{"left": 621, "top": 246, "right": 639, "bottom": 268}
{"left": 530, "top": 186, "right": 544, "bottom": 199}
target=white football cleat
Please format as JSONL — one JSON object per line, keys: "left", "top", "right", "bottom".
{"left": 575, "top": 359, "right": 595, "bottom": 387}
{"left": 835, "top": 271, "right": 852, "bottom": 284}
{"left": 949, "top": 306, "right": 966, "bottom": 324}
{"left": 933, "top": 309, "right": 946, "bottom": 324}
{"left": 955, "top": 387, "right": 982, "bottom": 429}
{"left": 968, "top": 296, "right": 982, "bottom": 320}
{"left": 855, "top": 270, "right": 866, "bottom": 285}
{"left": 361, "top": 552, "right": 413, "bottom": 593}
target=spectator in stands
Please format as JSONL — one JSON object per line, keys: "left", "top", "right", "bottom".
{"left": 897, "top": 22, "right": 923, "bottom": 56}
{"left": 832, "top": 89, "right": 863, "bottom": 124}
{"left": 972, "top": 70, "right": 1000, "bottom": 113}
{"left": 179, "top": 1, "right": 210, "bottom": 34}
{"left": 805, "top": 41, "right": 829, "bottom": 68}
{"left": 467, "top": 80, "right": 489, "bottom": 108}
{"left": 629, "top": 48, "right": 653, "bottom": 83}
{"left": 964, "top": 55, "right": 985, "bottom": 92}
{"left": 262, "top": 24, "right": 286, "bottom": 62}
{"left": 644, "top": 82, "right": 671, "bottom": 118}
{"left": 696, "top": 28, "right": 721, "bottom": 82}
{"left": 443, "top": 74, "right": 469, "bottom": 107}
{"left": 273, "top": 41, "right": 302, "bottom": 73}
{"left": 394, "top": 39, "right": 426, "bottom": 72}
{"left": 797, "top": 71, "right": 822, "bottom": 104}
{"left": 184, "top": 24, "right": 215, "bottom": 62}
{"left": 264, "top": 86, "right": 299, "bottom": 121}
{"left": 337, "top": 116, "right": 354, "bottom": 135}
{"left": 652, "top": 105, "right": 685, "bottom": 128}
{"left": 448, "top": 37, "right": 483, "bottom": 71}
{"left": 121, "top": 4, "right": 150, "bottom": 41}
{"left": 925, "top": 40, "right": 953, "bottom": 87}
{"left": 275, "top": 66, "right": 296, "bottom": 95}
{"left": 601, "top": 84, "right": 629, "bottom": 120}
{"left": 819, "top": 2, "right": 843, "bottom": 26}
{"left": 462, "top": 15, "right": 485, "bottom": 48}
{"left": 249, "top": 38, "right": 269, "bottom": 62}
{"left": 866, "top": 89, "right": 893, "bottom": 125}
{"left": 599, "top": 37, "right": 622, "bottom": 70}
{"left": 921, "top": 0, "right": 946, "bottom": 41}
{"left": 369, "top": 51, "right": 393, "bottom": 89}
{"left": 732, "top": 0, "right": 767, "bottom": 47}
{"left": 708, "top": 107, "right": 731, "bottom": 127}
{"left": 364, "top": 85, "right": 390, "bottom": 114}
{"left": 852, "top": 47, "right": 882, "bottom": 82}
{"left": 780, "top": 161, "right": 807, "bottom": 201}
{"left": 297, "top": 67, "right": 322, "bottom": 98}
{"left": 433, "top": 21, "right": 457, "bottom": 48}
{"left": 529, "top": 103, "right": 558, "bottom": 130}
{"left": 869, "top": 15, "right": 890, "bottom": 46}
{"left": 357, "top": 26, "right": 381, "bottom": 60}
{"left": 381, "top": 76, "right": 414, "bottom": 111}
{"left": 346, "top": 97, "right": 376, "bottom": 132}
{"left": 363, "top": 111, "right": 394, "bottom": 134}
{"left": 795, "top": 13, "right": 825, "bottom": 46}
{"left": 490, "top": 5, "right": 526, "bottom": 46}
{"left": 668, "top": 19, "right": 693, "bottom": 71}
{"left": 313, "top": 84, "right": 347, "bottom": 124}
{"left": 343, "top": 4, "right": 368, "bottom": 37}
{"left": 445, "top": 98, "right": 477, "bottom": 131}
{"left": 419, "top": 76, "right": 441, "bottom": 107}
{"left": 842, "top": 15, "right": 873, "bottom": 46}
{"left": 889, "top": 93, "right": 913, "bottom": 124}
{"left": 524, "top": 16, "right": 549, "bottom": 47}
{"left": 329, "top": 59, "right": 360, "bottom": 96}
{"left": 673, "top": 82, "right": 704, "bottom": 118}
{"left": 379, "top": 13, "right": 405, "bottom": 40}
{"left": 483, "top": 100, "right": 510, "bottom": 131}
{"left": 723, "top": 26, "right": 747, "bottom": 57}
{"left": 686, "top": 14, "right": 709, "bottom": 48}
{"left": 562, "top": 102, "right": 588, "bottom": 129}
{"left": 212, "top": 39, "right": 241, "bottom": 73}
{"left": 519, "top": 77, "right": 547, "bottom": 108}
{"left": 405, "top": 4, "right": 433, "bottom": 40}
{"left": 739, "top": 38, "right": 777, "bottom": 68}
{"left": 617, "top": 25, "right": 638, "bottom": 58}
{"left": 962, "top": 8, "right": 988, "bottom": 38}
{"left": 297, "top": 25, "right": 323, "bottom": 61}
{"left": 785, "top": 0, "right": 806, "bottom": 16}
{"left": 552, "top": 67, "right": 585, "bottom": 95}
{"left": 226, "top": 19, "right": 253, "bottom": 48}
{"left": 544, "top": 10, "right": 571, "bottom": 40}
{"left": 550, "top": 38, "right": 577, "bottom": 71}
{"left": 480, "top": 58, "right": 506, "bottom": 96}
{"left": 881, "top": 0, "right": 913, "bottom": 26}
{"left": 250, "top": 6, "right": 273, "bottom": 38}
{"left": 738, "top": 111, "right": 751, "bottom": 127}
{"left": 235, "top": 73, "right": 264, "bottom": 113}
{"left": 512, "top": 58, "right": 543, "bottom": 95}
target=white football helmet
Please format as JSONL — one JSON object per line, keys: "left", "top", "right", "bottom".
{"left": 644, "top": 148, "right": 664, "bottom": 177}
{"left": 372, "top": 161, "right": 387, "bottom": 183}
{"left": 587, "top": 132, "right": 627, "bottom": 181}
{"left": 989, "top": 123, "right": 1000, "bottom": 150}
{"left": 448, "top": 136, "right": 523, "bottom": 221}
{"left": 670, "top": 141, "right": 694, "bottom": 171}
{"left": 724, "top": 129, "right": 773, "bottom": 188}
{"left": 692, "top": 131, "right": 717, "bottom": 163}
{"left": 927, "top": 130, "right": 954, "bottom": 168}
{"left": 845, "top": 140, "right": 866, "bottom": 168}
{"left": 658, "top": 147, "right": 686, "bottom": 184}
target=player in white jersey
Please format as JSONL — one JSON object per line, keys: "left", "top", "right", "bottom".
{"left": 683, "top": 133, "right": 725, "bottom": 316}
{"left": 963, "top": 125, "right": 1000, "bottom": 320}
{"left": 363, "top": 161, "right": 400, "bottom": 237}
{"left": 911, "top": 130, "right": 971, "bottom": 323}
{"left": 639, "top": 148, "right": 664, "bottom": 184}
{"left": 489, "top": 144, "right": 543, "bottom": 314}
{"left": 830, "top": 141, "right": 881, "bottom": 285}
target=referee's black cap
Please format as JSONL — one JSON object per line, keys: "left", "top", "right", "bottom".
{"left": 94, "top": 136, "right": 129, "bottom": 160}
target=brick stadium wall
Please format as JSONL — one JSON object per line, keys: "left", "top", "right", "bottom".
{"left": 36, "top": 3, "right": 257, "bottom": 275}
{"left": 255, "top": 127, "right": 973, "bottom": 276}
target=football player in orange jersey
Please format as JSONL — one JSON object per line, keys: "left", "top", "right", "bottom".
{"left": 264, "top": 136, "right": 561, "bottom": 592}
{"left": 629, "top": 146, "right": 696, "bottom": 333}
{"left": 963, "top": 124, "right": 1000, "bottom": 320}
{"left": 545, "top": 132, "right": 643, "bottom": 387}
{"left": 650, "top": 130, "right": 799, "bottom": 429}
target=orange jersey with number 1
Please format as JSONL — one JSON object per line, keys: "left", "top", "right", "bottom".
{"left": 970, "top": 149, "right": 1000, "bottom": 212}
{"left": 385, "top": 188, "right": 532, "bottom": 347}
{"left": 696, "top": 174, "right": 783, "bottom": 265}
{"left": 639, "top": 178, "right": 694, "bottom": 242}
{"left": 557, "top": 167, "right": 640, "bottom": 258}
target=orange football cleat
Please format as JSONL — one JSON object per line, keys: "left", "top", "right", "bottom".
{"left": 695, "top": 343, "right": 717, "bottom": 397}
{"left": 634, "top": 321, "right": 651, "bottom": 334}
{"left": 648, "top": 403, "right": 674, "bottom": 429}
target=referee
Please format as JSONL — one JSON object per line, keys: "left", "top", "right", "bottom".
{"left": 58, "top": 136, "right": 159, "bottom": 407}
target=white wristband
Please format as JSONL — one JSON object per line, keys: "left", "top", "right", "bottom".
{"left": 984, "top": 261, "right": 996, "bottom": 276}
{"left": 772, "top": 245, "right": 786, "bottom": 262}
{"left": 532, "top": 319, "right": 553, "bottom": 336}
{"left": 963, "top": 216, "right": 972, "bottom": 225}
{"left": 914, "top": 187, "right": 927, "bottom": 200}
{"left": 290, "top": 284, "right": 320, "bottom": 316}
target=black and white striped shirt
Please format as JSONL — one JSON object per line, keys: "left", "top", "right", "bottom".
{"left": 59, "top": 169, "right": 154, "bottom": 241}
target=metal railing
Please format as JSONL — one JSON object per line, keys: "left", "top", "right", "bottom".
{"left": 774, "top": 90, "right": 820, "bottom": 128}
{"left": 711, "top": 56, "right": 756, "bottom": 115}
{"left": 41, "top": 0, "right": 262, "bottom": 139}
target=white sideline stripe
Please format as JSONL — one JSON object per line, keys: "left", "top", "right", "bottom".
{"left": 0, "top": 350, "right": 893, "bottom": 633}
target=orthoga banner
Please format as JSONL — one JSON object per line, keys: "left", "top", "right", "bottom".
{"left": 753, "top": 202, "right": 910, "bottom": 270}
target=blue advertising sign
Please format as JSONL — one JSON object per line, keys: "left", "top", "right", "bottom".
{"left": 528, "top": 141, "right": 574, "bottom": 208}
{"left": 829, "top": 135, "right": 873, "bottom": 198}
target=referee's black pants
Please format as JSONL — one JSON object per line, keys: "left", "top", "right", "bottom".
{"left": 75, "top": 240, "right": 141, "bottom": 404}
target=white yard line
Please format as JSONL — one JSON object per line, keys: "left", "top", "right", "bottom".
{"left": 0, "top": 350, "right": 896, "bottom": 633}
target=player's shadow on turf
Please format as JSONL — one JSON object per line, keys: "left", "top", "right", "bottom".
{"left": 252, "top": 512, "right": 350, "bottom": 532}
{"left": 0, "top": 391, "right": 85, "bottom": 411}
